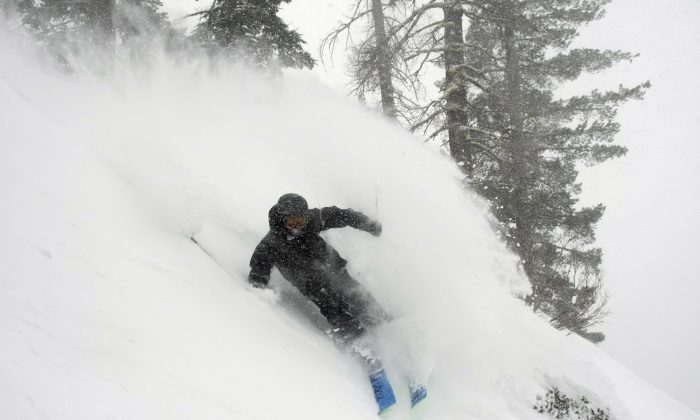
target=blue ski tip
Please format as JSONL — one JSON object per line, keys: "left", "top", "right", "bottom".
{"left": 410, "top": 384, "right": 427, "bottom": 408}
{"left": 369, "top": 369, "right": 396, "bottom": 414}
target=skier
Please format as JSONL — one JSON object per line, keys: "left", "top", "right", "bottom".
{"left": 248, "top": 193, "right": 387, "bottom": 344}
{"left": 248, "top": 193, "right": 426, "bottom": 413}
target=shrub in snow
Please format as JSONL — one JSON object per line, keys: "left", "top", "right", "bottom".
{"left": 534, "top": 387, "right": 612, "bottom": 420}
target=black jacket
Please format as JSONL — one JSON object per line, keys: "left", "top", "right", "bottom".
{"left": 248, "top": 204, "right": 379, "bottom": 289}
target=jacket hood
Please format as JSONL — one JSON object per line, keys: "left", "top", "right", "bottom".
{"left": 268, "top": 204, "right": 311, "bottom": 234}
{"left": 276, "top": 193, "right": 308, "bottom": 217}
{"left": 269, "top": 194, "right": 309, "bottom": 234}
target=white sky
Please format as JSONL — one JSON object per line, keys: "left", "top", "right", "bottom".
{"left": 162, "top": 0, "right": 700, "bottom": 413}
{"left": 573, "top": 0, "right": 700, "bottom": 413}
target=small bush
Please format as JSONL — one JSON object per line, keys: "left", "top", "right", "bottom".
{"left": 534, "top": 387, "right": 612, "bottom": 420}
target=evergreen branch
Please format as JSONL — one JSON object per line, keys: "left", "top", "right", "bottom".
{"left": 470, "top": 140, "right": 503, "bottom": 163}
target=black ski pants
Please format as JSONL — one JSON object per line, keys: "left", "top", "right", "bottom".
{"left": 301, "top": 268, "right": 387, "bottom": 341}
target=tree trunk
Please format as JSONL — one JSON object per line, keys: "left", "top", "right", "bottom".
{"left": 442, "top": 0, "right": 471, "bottom": 172}
{"left": 370, "top": 0, "right": 397, "bottom": 119}
{"left": 502, "top": 19, "right": 540, "bottom": 309}
{"left": 503, "top": 24, "right": 524, "bottom": 151}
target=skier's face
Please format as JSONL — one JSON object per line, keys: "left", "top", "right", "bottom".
{"left": 285, "top": 215, "right": 306, "bottom": 234}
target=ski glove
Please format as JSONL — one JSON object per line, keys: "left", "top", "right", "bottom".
{"left": 363, "top": 220, "right": 382, "bottom": 237}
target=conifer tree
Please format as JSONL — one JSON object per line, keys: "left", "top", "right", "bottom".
{"left": 325, "top": 0, "right": 649, "bottom": 342}
{"left": 116, "top": 0, "right": 171, "bottom": 39}
{"left": 463, "top": 0, "right": 649, "bottom": 341}
{"left": 17, "top": 0, "right": 173, "bottom": 67}
{"left": 19, "top": 0, "right": 116, "bottom": 55}
{"left": 193, "top": 0, "right": 314, "bottom": 70}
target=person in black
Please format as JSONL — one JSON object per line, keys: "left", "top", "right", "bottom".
{"left": 248, "top": 193, "right": 388, "bottom": 343}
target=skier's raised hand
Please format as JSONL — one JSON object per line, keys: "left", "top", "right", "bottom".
{"left": 364, "top": 220, "right": 382, "bottom": 237}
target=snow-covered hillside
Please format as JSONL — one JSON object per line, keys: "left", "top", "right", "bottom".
{"left": 0, "top": 23, "right": 697, "bottom": 420}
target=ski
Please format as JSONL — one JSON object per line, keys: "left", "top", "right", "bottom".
{"left": 343, "top": 340, "right": 396, "bottom": 415}
{"left": 369, "top": 368, "right": 397, "bottom": 415}
{"left": 409, "top": 382, "right": 427, "bottom": 408}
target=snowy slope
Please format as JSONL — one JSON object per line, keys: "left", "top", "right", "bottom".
{"left": 0, "top": 24, "right": 698, "bottom": 420}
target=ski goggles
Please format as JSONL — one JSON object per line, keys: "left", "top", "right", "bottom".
{"left": 285, "top": 215, "right": 307, "bottom": 229}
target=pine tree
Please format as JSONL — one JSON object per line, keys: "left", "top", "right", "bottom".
{"left": 19, "top": 0, "right": 116, "bottom": 56}
{"left": 463, "top": 0, "right": 649, "bottom": 341}
{"left": 17, "top": 0, "right": 174, "bottom": 68}
{"left": 322, "top": 0, "right": 648, "bottom": 342}
{"left": 192, "top": 0, "right": 314, "bottom": 70}
{"left": 116, "top": 0, "right": 171, "bottom": 39}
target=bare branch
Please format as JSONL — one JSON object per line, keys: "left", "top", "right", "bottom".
{"left": 320, "top": 0, "right": 372, "bottom": 67}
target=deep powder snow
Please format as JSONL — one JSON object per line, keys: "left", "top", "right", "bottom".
{"left": 0, "top": 22, "right": 698, "bottom": 420}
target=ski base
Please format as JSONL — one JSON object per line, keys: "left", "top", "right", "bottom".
{"left": 369, "top": 368, "right": 397, "bottom": 414}
{"left": 409, "top": 383, "right": 427, "bottom": 408}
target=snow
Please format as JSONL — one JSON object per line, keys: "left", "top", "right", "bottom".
{"left": 1, "top": 23, "right": 698, "bottom": 420}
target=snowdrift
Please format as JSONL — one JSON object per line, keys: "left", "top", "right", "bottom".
{"left": 0, "top": 23, "right": 697, "bottom": 419}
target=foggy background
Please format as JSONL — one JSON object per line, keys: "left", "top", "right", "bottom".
{"left": 574, "top": 0, "right": 700, "bottom": 413}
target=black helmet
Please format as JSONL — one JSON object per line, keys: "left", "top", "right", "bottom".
{"left": 277, "top": 193, "right": 308, "bottom": 218}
